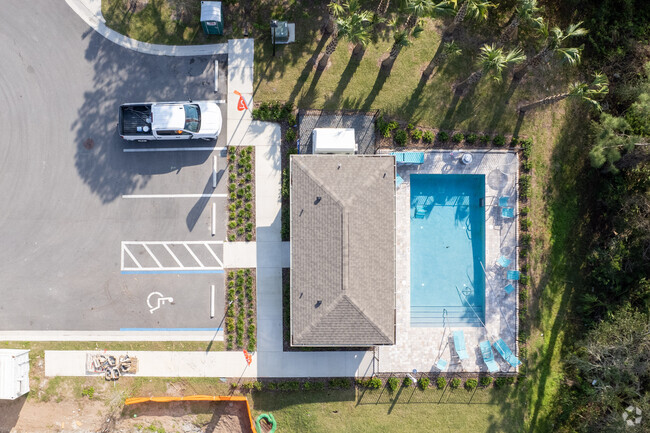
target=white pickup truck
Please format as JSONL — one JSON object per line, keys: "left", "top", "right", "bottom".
{"left": 119, "top": 101, "right": 222, "bottom": 141}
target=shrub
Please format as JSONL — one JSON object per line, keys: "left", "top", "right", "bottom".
{"left": 436, "top": 376, "right": 446, "bottom": 389}
{"left": 450, "top": 378, "right": 461, "bottom": 389}
{"left": 519, "top": 248, "right": 529, "bottom": 259}
{"left": 253, "top": 381, "right": 263, "bottom": 391}
{"left": 522, "top": 160, "right": 532, "bottom": 171}
{"left": 406, "top": 123, "right": 415, "bottom": 131}
{"left": 229, "top": 192, "right": 236, "bottom": 200}
{"left": 242, "top": 382, "right": 254, "bottom": 391}
{"left": 230, "top": 382, "right": 238, "bottom": 389}
{"left": 303, "top": 381, "right": 313, "bottom": 391}
{"left": 494, "top": 377, "right": 507, "bottom": 388}
{"left": 312, "top": 381, "right": 324, "bottom": 391}
{"left": 286, "top": 113, "right": 297, "bottom": 127}
{"left": 229, "top": 183, "right": 237, "bottom": 192}
{"left": 266, "top": 382, "right": 277, "bottom": 391}
{"left": 278, "top": 381, "right": 300, "bottom": 392}
{"left": 510, "top": 137, "right": 519, "bottom": 146}
{"left": 452, "top": 132, "right": 464, "bottom": 143}
{"left": 417, "top": 377, "right": 430, "bottom": 390}
{"left": 520, "top": 274, "right": 530, "bottom": 286}
{"left": 394, "top": 129, "right": 408, "bottom": 146}
{"left": 247, "top": 338, "right": 256, "bottom": 352}
{"left": 466, "top": 133, "right": 478, "bottom": 144}
{"left": 81, "top": 386, "right": 94, "bottom": 399}
{"left": 245, "top": 233, "right": 253, "bottom": 241}
{"left": 520, "top": 206, "right": 530, "bottom": 216}
{"left": 228, "top": 221, "right": 237, "bottom": 229}
{"left": 387, "top": 377, "right": 399, "bottom": 392}
{"left": 520, "top": 288, "right": 529, "bottom": 302}
{"left": 245, "top": 192, "right": 253, "bottom": 201}
{"left": 329, "top": 378, "right": 351, "bottom": 389}
{"left": 376, "top": 116, "right": 396, "bottom": 138}
{"left": 365, "top": 377, "right": 382, "bottom": 389}
{"left": 229, "top": 172, "right": 237, "bottom": 182}
{"left": 411, "top": 129, "right": 423, "bottom": 140}
{"left": 237, "top": 227, "right": 244, "bottom": 235}
{"left": 493, "top": 135, "right": 506, "bottom": 146}
{"left": 521, "top": 233, "right": 532, "bottom": 246}
{"left": 402, "top": 376, "right": 413, "bottom": 387}
{"left": 521, "top": 218, "right": 532, "bottom": 231}
{"left": 226, "top": 341, "right": 233, "bottom": 350}
{"left": 245, "top": 222, "right": 254, "bottom": 232}
{"left": 423, "top": 131, "right": 434, "bottom": 143}
{"left": 437, "top": 131, "right": 449, "bottom": 142}
{"left": 480, "top": 376, "right": 493, "bottom": 387}
{"left": 285, "top": 128, "right": 296, "bottom": 143}
{"left": 281, "top": 169, "right": 289, "bottom": 199}
{"left": 480, "top": 134, "right": 491, "bottom": 144}
{"left": 464, "top": 378, "right": 478, "bottom": 391}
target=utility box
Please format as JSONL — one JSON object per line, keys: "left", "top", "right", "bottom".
{"left": 0, "top": 349, "right": 30, "bottom": 400}
{"left": 274, "top": 21, "right": 290, "bottom": 43}
{"left": 200, "top": 1, "right": 223, "bottom": 35}
{"left": 312, "top": 128, "right": 357, "bottom": 154}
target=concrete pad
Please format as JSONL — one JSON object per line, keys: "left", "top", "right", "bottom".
{"left": 227, "top": 92, "right": 253, "bottom": 122}
{"left": 0, "top": 331, "right": 220, "bottom": 342}
{"left": 228, "top": 67, "right": 254, "bottom": 95}
{"left": 257, "top": 242, "right": 289, "bottom": 268}
{"left": 223, "top": 242, "right": 257, "bottom": 268}
{"left": 228, "top": 39, "right": 254, "bottom": 71}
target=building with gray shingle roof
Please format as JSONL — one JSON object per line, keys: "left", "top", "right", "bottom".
{"left": 290, "top": 155, "right": 396, "bottom": 347}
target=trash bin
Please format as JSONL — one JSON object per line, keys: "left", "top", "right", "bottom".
{"left": 200, "top": 1, "right": 223, "bottom": 35}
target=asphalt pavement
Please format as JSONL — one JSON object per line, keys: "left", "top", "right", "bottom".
{"left": 0, "top": 1, "right": 228, "bottom": 332}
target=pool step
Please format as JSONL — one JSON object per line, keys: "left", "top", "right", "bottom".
{"left": 410, "top": 305, "right": 484, "bottom": 327}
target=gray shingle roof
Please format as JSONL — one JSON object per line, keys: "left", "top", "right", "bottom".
{"left": 290, "top": 155, "right": 396, "bottom": 346}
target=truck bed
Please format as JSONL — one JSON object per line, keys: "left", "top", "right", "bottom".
{"left": 120, "top": 105, "right": 152, "bottom": 135}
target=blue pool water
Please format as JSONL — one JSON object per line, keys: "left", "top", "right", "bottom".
{"left": 410, "top": 174, "right": 486, "bottom": 327}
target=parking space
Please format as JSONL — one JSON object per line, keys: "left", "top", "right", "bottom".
{"left": 0, "top": 1, "right": 231, "bottom": 333}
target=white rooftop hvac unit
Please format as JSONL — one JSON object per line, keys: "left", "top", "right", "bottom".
{"left": 312, "top": 128, "right": 357, "bottom": 154}
{"left": 0, "top": 349, "right": 30, "bottom": 400}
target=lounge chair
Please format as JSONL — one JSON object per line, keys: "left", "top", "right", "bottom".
{"left": 479, "top": 340, "right": 500, "bottom": 373}
{"left": 435, "top": 358, "right": 448, "bottom": 372}
{"left": 392, "top": 152, "right": 425, "bottom": 164}
{"left": 504, "top": 283, "right": 515, "bottom": 294}
{"left": 453, "top": 330, "right": 469, "bottom": 360}
{"left": 507, "top": 270, "right": 520, "bottom": 281}
{"left": 496, "top": 255, "right": 511, "bottom": 268}
{"left": 498, "top": 196, "right": 510, "bottom": 207}
{"left": 396, "top": 173, "right": 404, "bottom": 188}
{"left": 501, "top": 207, "right": 515, "bottom": 218}
{"left": 493, "top": 339, "right": 522, "bottom": 367}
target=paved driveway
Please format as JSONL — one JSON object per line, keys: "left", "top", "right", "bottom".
{"left": 0, "top": 1, "right": 228, "bottom": 332}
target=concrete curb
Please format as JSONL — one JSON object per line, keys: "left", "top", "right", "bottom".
{"left": 65, "top": 0, "right": 227, "bottom": 56}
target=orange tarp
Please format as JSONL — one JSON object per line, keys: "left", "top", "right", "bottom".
{"left": 124, "top": 395, "right": 256, "bottom": 433}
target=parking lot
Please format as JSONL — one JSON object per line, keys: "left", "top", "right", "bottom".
{"left": 0, "top": 1, "right": 229, "bottom": 332}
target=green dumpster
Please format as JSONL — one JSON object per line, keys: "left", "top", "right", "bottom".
{"left": 200, "top": 1, "right": 223, "bottom": 35}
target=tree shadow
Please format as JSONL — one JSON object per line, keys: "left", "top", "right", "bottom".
{"left": 439, "top": 89, "right": 463, "bottom": 131}
{"left": 360, "top": 69, "right": 390, "bottom": 112}
{"left": 487, "top": 77, "right": 522, "bottom": 132}
{"left": 324, "top": 53, "right": 364, "bottom": 109}
{"left": 286, "top": 32, "right": 330, "bottom": 103}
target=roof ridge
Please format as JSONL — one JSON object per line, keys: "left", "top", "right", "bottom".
{"left": 340, "top": 294, "right": 392, "bottom": 343}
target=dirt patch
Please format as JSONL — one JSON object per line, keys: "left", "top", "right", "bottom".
{"left": 127, "top": 0, "right": 149, "bottom": 14}
{"left": 116, "top": 401, "right": 252, "bottom": 433}
{"left": 2, "top": 399, "right": 106, "bottom": 433}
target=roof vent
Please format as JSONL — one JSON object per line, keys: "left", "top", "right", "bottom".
{"left": 315, "top": 300, "right": 322, "bottom": 308}
{"left": 314, "top": 196, "right": 322, "bottom": 205}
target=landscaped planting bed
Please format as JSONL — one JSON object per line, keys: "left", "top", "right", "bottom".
{"left": 224, "top": 269, "right": 257, "bottom": 352}
{"left": 227, "top": 146, "right": 255, "bottom": 242}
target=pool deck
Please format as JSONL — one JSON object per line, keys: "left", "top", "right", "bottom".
{"left": 378, "top": 150, "right": 520, "bottom": 374}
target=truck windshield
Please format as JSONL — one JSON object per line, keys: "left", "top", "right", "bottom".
{"left": 184, "top": 104, "right": 201, "bottom": 132}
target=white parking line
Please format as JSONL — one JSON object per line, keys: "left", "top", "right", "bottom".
{"left": 123, "top": 147, "right": 226, "bottom": 153}
{"left": 204, "top": 243, "right": 223, "bottom": 268}
{"left": 184, "top": 244, "right": 204, "bottom": 267}
{"left": 163, "top": 244, "right": 183, "bottom": 267}
{"left": 121, "top": 241, "right": 223, "bottom": 272}
{"left": 143, "top": 244, "right": 163, "bottom": 268}
{"left": 122, "top": 194, "right": 227, "bottom": 199}
{"left": 212, "top": 155, "right": 218, "bottom": 188}
{"left": 123, "top": 247, "right": 142, "bottom": 269}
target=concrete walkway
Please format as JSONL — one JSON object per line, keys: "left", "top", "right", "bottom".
{"left": 65, "top": 0, "right": 227, "bottom": 56}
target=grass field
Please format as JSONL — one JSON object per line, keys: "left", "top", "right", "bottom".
{"left": 96, "top": 2, "right": 591, "bottom": 431}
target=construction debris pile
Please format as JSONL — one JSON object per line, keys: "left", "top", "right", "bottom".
{"left": 86, "top": 353, "right": 138, "bottom": 381}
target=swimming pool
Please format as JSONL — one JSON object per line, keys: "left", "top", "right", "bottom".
{"left": 410, "top": 174, "right": 485, "bottom": 327}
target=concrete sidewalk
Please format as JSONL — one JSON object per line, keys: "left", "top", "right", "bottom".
{"left": 65, "top": 0, "right": 227, "bottom": 56}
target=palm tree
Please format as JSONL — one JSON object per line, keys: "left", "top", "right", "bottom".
{"left": 498, "top": 0, "right": 543, "bottom": 44}
{"left": 453, "top": 0, "right": 495, "bottom": 26}
{"left": 318, "top": 1, "right": 371, "bottom": 70}
{"left": 458, "top": 44, "right": 526, "bottom": 91}
{"left": 339, "top": 5, "right": 373, "bottom": 59}
{"left": 514, "top": 22, "right": 587, "bottom": 80}
{"left": 518, "top": 72, "right": 609, "bottom": 113}
{"left": 423, "top": 41, "right": 462, "bottom": 78}
{"left": 323, "top": 1, "right": 345, "bottom": 35}
{"left": 376, "top": 0, "right": 390, "bottom": 16}
{"left": 380, "top": 29, "right": 413, "bottom": 74}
